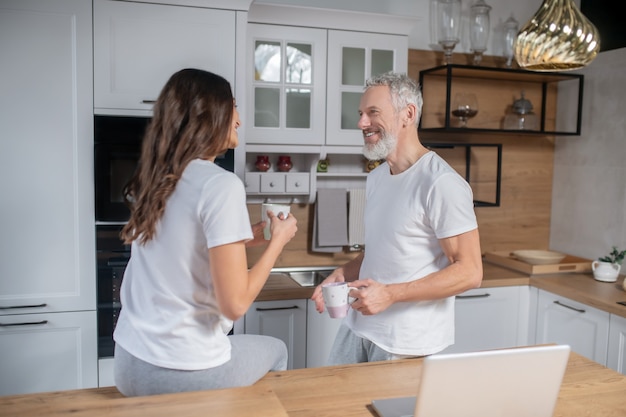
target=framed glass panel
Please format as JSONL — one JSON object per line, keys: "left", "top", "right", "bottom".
{"left": 254, "top": 87, "right": 280, "bottom": 127}
{"left": 341, "top": 47, "right": 365, "bottom": 86}
{"left": 341, "top": 92, "right": 362, "bottom": 129}
{"left": 371, "top": 49, "right": 394, "bottom": 77}
{"left": 255, "top": 41, "right": 281, "bottom": 82}
{"left": 286, "top": 43, "right": 312, "bottom": 84}
{"left": 286, "top": 88, "right": 311, "bottom": 128}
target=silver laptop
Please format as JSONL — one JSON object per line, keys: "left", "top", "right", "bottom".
{"left": 371, "top": 345, "right": 570, "bottom": 417}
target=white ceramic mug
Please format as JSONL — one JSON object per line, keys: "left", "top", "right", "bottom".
{"left": 322, "top": 282, "right": 355, "bottom": 318}
{"left": 261, "top": 203, "right": 290, "bottom": 240}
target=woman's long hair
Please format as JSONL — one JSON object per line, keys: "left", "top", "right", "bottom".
{"left": 120, "top": 69, "right": 234, "bottom": 245}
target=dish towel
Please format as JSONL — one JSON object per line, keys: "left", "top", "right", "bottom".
{"left": 348, "top": 188, "right": 366, "bottom": 248}
{"left": 312, "top": 188, "right": 349, "bottom": 252}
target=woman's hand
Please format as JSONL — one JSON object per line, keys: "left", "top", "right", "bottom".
{"left": 267, "top": 210, "right": 297, "bottom": 247}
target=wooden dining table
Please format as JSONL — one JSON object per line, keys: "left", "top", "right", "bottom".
{"left": 1, "top": 349, "right": 625, "bottom": 417}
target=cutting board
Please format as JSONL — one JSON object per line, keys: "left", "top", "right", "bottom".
{"left": 484, "top": 251, "right": 592, "bottom": 275}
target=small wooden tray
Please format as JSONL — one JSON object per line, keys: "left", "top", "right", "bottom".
{"left": 484, "top": 251, "right": 592, "bottom": 275}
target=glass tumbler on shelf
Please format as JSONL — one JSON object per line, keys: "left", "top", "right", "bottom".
{"left": 469, "top": 0, "right": 492, "bottom": 66}
{"left": 451, "top": 93, "right": 479, "bottom": 128}
{"left": 434, "top": 0, "right": 462, "bottom": 65}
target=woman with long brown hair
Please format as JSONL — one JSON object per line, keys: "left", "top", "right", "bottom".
{"left": 113, "top": 69, "right": 298, "bottom": 396}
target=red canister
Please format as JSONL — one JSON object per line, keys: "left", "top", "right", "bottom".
{"left": 255, "top": 155, "right": 271, "bottom": 172}
{"left": 277, "top": 155, "right": 293, "bottom": 172}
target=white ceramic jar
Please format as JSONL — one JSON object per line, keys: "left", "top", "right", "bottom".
{"left": 591, "top": 261, "right": 620, "bottom": 282}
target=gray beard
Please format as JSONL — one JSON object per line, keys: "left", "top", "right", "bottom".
{"left": 363, "top": 131, "right": 397, "bottom": 161}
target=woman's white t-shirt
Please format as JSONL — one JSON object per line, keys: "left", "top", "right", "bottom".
{"left": 345, "top": 151, "right": 478, "bottom": 356}
{"left": 113, "top": 159, "right": 253, "bottom": 370}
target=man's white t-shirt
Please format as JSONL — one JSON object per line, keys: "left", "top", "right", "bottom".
{"left": 114, "top": 159, "right": 253, "bottom": 370}
{"left": 345, "top": 151, "right": 478, "bottom": 356}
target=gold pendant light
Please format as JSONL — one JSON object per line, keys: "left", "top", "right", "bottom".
{"left": 514, "top": 0, "right": 601, "bottom": 71}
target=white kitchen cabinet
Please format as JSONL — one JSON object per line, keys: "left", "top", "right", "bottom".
{"left": 608, "top": 314, "right": 626, "bottom": 374}
{"left": 1, "top": 0, "right": 95, "bottom": 314}
{"left": 244, "top": 5, "right": 414, "bottom": 201}
{"left": 441, "top": 286, "right": 530, "bottom": 354}
{"left": 0, "top": 311, "right": 97, "bottom": 396}
{"left": 0, "top": 0, "right": 97, "bottom": 394}
{"left": 93, "top": 0, "right": 237, "bottom": 115}
{"left": 535, "top": 289, "right": 609, "bottom": 365}
{"left": 244, "top": 299, "right": 306, "bottom": 370}
{"left": 306, "top": 299, "right": 344, "bottom": 368}
{"left": 325, "top": 30, "right": 408, "bottom": 147}
{"left": 98, "top": 357, "right": 115, "bottom": 387}
{"left": 245, "top": 23, "right": 327, "bottom": 145}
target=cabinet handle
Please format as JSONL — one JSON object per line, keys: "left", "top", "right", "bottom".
{"left": 255, "top": 305, "right": 299, "bottom": 312}
{"left": 553, "top": 300, "right": 585, "bottom": 313}
{"left": 294, "top": 182, "right": 300, "bottom": 187}
{"left": 141, "top": 99, "right": 156, "bottom": 104}
{"left": 456, "top": 293, "right": 490, "bottom": 299}
{"left": 0, "top": 303, "right": 47, "bottom": 310}
{"left": 0, "top": 320, "right": 48, "bottom": 327}
{"left": 269, "top": 182, "right": 275, "bottom": 187}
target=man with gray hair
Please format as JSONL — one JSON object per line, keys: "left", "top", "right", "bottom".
{"left": 312, "top": 72, "right": 483, "bottom": 363}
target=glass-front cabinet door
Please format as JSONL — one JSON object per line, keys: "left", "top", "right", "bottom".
{"left": 326, "top": 30, "right": 408, "bottom": 146}
{"left": 246, "top": 24, "right": 327, "bottom": 145}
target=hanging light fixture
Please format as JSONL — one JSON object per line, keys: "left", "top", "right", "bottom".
{"left": 514, "top": 0, "right": 601, "bottom": 71}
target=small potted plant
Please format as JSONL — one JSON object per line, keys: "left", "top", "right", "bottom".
{"left": 592, "top": 246, "right": 625, "bottom": 283}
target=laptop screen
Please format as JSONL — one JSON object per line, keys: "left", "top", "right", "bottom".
{"left": 372, "top": 345, "right": 570, "bottom": 417}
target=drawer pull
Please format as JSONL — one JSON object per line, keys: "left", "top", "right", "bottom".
{"left": 553, "top": 300, "right": 585, "bottom": 313}
{"left": 456, "top": 293, "right": 490, "bottom": 299}
{"left": 0, "top": 303, "right": 47, "bottom": 310}
{"left": 256, "top": 305, "right": 299, "bottom": 312}
{"left": 0, "top": 320, "right": 48, "bottom": 327}
{"left": 141, "top": 99, "right": 156, "bottom": 104}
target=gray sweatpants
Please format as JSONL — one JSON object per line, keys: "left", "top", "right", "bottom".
{"left": 328, "top": 324, "right": 418, "bottom": 365}
{"left": 114, "top": 334, "right": 288, "bottom": 396}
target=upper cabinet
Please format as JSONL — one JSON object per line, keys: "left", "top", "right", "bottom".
{"left": 93, "top": 0, "right": 237, "bottom": 116}
{"left": 418, "top": 65, "right": 584, "bottom": 136}
{"left": 244, "top": 4, "right": 417, "bottom": 202}
{"left": 246, "top": 23, "right": 327, "bottom": 145}
{"left": 245, "top": 25, "right": 408, "bottom": 149}
{"left": 326, "top": 31, "right": 408, "bottom": 147}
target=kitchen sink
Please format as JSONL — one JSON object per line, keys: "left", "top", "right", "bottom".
{"left": 270, "top": 267, "right": 335, "bottom": 287}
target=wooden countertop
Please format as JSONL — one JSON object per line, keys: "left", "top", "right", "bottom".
{"left": 256, "top": 262, "right": 531, "bottom": 301}
{"left": 2, "top": 350, "right": 624, "bottom": 417}
{"left": 257, "top": 261, "right": 626, "bottom": 319}
{"left": 530, "top": 273, "right": 626, "bottom": 318}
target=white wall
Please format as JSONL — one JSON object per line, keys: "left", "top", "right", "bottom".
{"left": 550, "top": 47, "right": 626, "bottom": 271}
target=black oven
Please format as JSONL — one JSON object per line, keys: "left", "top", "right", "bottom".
{"left": 94, "top": 115, "right": 234, "bottom": 222}
{"left": 96, "top": 224, "right": 128, "bottom": 358}
{"left": 94, "top": 115, "right": 235, "bottom": 357}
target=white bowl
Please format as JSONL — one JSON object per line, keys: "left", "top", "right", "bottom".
{"left": 512, "top": 250, "right": 566, "bottom": 265}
